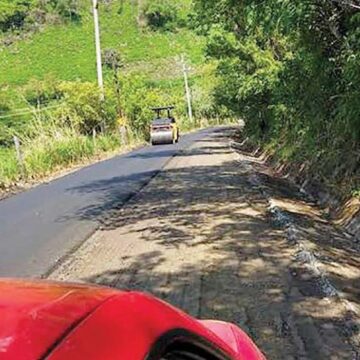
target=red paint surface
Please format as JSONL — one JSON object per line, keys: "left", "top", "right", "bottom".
{"left": 0, "top": 280, "right": 266, "bottom": 360}
{"left": 200, "top": 320, "right": 266, "bottom": 360}
{"left": 0, "top": 279, "right": 117, "bottom": 360}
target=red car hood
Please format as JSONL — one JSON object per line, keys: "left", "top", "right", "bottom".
{"left": 0, "top": 279, "right": 118, "bottom": 360}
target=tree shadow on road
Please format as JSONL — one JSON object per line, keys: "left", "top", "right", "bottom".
{"left": 62, "top": 129, "right": 358, "bottom": 359}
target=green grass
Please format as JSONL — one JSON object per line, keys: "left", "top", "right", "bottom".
{"left": 0, "top": 0, "right": 216, "bottom": 188}
{"left": 0, "top": 147, "right": 18, "bottom": 185}
{"left": 0, "top": 117, "right": 217, "bottom": 187}
{"left": 23, "top": 134, "right": 119, "bottom": 175}
{"left": 0, "top": 132, "right": 143, "bottom": 187}
{"left": 0, "top": 0, "right": 206, "bottom": 126}
{"left": 0, "top": 1, "right": 204, "bottom": 87}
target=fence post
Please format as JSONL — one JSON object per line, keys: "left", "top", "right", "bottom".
{"left": 92, "top": 128, "right": 97, "bottom": 144}
{"left": 119, "top": 125, "right": 128, "bottom": 146}
{"left": 13, "top": 136, "right": 25, "bottom": 180}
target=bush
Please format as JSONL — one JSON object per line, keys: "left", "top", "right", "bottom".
{"left": 193, "top": 0, "right": 360, "bottom": 192}
{"left": 0, "top": 0, "right": 81, "bottom": 33}
{"left": 118, "top": 74, "right": 192, "bottom": 138}
{"left": 50, "top": 0, "right": 81, "bottom": 21}
{"left": 140, "top": 0, "right": 179, "bottom": 31}
{"left": 0, "top": 0, "right": 35, "bottom": 32}
{"left": 23, "top": 76, "right": 62, "bottom": 106}
{"left": 55, "top": 81, "right": 117, "bottom": 134}
{"left": 0, "top": 122, "right": 13, "bottom": 147}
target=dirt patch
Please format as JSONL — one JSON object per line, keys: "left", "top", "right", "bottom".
{"left": 49, "top": 127, "right": 359, "bottom": 359}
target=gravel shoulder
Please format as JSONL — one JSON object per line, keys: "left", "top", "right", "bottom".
{"left": 49, "top": 127, "right": 360, "bottom": 359}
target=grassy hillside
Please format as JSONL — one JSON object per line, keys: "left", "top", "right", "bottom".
{"left": 0, "top": 1, "right": 203, "bottom": 86}
{"left": 0, "top": 0, "right": 213, "bottom": 126}
{"left": 0, "top": 0, "right": 226, "bottom": 187}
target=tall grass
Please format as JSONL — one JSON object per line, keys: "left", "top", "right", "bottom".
{"left": 0, "top": 114, "right": 231, "bottom": 189}
{"left": 0, "top": 114, "right": 236, "bottom": 190}
{"left": 0, "top": 130, "right": 140, "bottom": 188}
{"left": 0, "top": 0, "right": 228, "bottom": 189}
{"left": 0, "top": 148, "right": 19, "bottom": 186}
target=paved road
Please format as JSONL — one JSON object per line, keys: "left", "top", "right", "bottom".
{"left": 0, "top": 128, "right": 217, "bottom": 277}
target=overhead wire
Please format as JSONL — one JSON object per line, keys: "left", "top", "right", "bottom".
{"left": 0, "top": 104, "right": 63, "bottom": 120}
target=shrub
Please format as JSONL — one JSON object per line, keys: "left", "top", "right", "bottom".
{"left": 51, "top": 0, "right": 81, "bottom": 21}
{"left": 55, "top": 81, "right": 117, "bottom": 134}
{"left": 0, "top": 0, "right": 35, "bottom": 32}
{"left": 22, "top": 76, "right": 62, "bottom": 106}
{"left": 0, "top": 122, "right": 13, "bottom": 147}
{"left": 118, "top": 74, "right": 190, "bottom": 138}
{"left": 140, "top": 0, "right": 178, "bottom": 31}
{"left": 0, "top": 0, "right": 81, "bottom": 33}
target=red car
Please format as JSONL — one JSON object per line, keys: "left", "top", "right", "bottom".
{"left": 0, "top": 279, "right": 265, "bottom": 360}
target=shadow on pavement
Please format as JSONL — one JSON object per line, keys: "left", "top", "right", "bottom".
{"left": 126, "top": 146, "right": 233, "bottom": 160}
{"left": 62, "top": 129, "right": 358, "bottom": 359}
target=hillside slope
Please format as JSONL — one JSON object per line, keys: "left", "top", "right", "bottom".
{"left": 0, "top": 0, "right": 225, "bottom": 188}
{"left": 0, "top": 0, "right": 203, "bottom": 85}
{"left": 0, "top": 0, "right": 205, "bottom": 109}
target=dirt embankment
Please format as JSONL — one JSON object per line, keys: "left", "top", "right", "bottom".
{"left": 232, "top": 135, "right": 360, "bottom": 245}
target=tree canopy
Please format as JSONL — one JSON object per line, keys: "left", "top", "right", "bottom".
{"left": 193, "top": 0, "right": 360, "bottom": 188}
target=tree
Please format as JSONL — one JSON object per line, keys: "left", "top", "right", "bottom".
{"left": 192, "top": 0, "right": 360, "bottom": 185}
{"left": 139, "top": 0, "right": 178, "bottom": 31}
{"left": 52, "top": 0, "right": 81, "bottom": 21}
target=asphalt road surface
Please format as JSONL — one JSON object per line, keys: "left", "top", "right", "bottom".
{"left": 0, "top": 128, "right": 217, "bottom": 277}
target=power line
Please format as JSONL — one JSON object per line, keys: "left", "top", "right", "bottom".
{"left": 0, "top": 101, "right": 60, "bottom": 115}
{"left": 0, "top": 104, "right": 63, "bottom": 120}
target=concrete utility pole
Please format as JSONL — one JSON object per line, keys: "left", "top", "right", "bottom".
{"left": 181, "top": 54, "right": 194, "bottom": 124}
{"left": 92, "top": 0, "right": 104, "bottom": 101}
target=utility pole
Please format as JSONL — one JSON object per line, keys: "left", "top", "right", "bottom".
{"left": 181, "top": 54, "right": 194, "bottom": 124}
{"left": 92, "top": 0, "right": 104, "bottom": 101}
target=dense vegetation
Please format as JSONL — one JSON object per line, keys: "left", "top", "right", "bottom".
{"left": 0, "top": 0, "right": 227, "bottom": 188}
{"left": 193, "top": 0, "right": 360, "bottom": 196}
{"left": 0, "top": 0, "right": 81, "bottom": 33}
